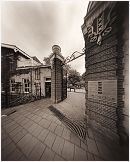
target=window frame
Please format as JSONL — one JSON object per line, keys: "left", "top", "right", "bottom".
{"left": 23, "top": 79, "right": 30, "bottom": 93}
{"left": 10, "top": 79, "right": 16, "bottom": 93}
{"left": 10, "top": 62, "right": 14, "bottom": 72}
{"left": 35, "top": 68, "right": 40, "bottom": 80}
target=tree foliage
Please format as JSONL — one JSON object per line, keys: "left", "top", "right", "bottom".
{"left": 64, "top": 64, "right": 71, "bottom": 73}
{"left": 43, "top": 57, "right": 50, "bottom": 65}
{"left": 67, "top": 69, "right": 81, "bottom": 87}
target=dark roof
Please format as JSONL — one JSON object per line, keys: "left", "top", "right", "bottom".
{"left": 87, "top": 2, "right": 99, "bottom": 14}
{"left": 1, "top": 43, "right": 31, "bottom": 59}
{"left": 85, "top": 1, "right": 114, "bottom": 20}
{"left": 2, "top": 43, "right": 42, "bottom": 63}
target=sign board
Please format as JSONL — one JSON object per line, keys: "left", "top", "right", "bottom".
{"left": 88, "top": 80, "right": 117, "bottom": 103}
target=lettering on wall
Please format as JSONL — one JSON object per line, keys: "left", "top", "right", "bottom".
{"left": 86, "top": 3, "right": 117, "bottom": 45}
{"left": 98, "top": 81, "right": 102, "bottom": 94}
{"left": 88, "top": 80, "right": 117, "bottom": 104}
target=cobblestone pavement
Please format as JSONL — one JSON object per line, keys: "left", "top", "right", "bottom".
{"left": 1, "top": 96, "right": 123, "bottom": 161}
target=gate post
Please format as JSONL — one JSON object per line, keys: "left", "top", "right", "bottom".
{"left": 82, "top": 1, "right": 129, "bottom": 147}
{"left": 49, "top": 45, "right": 65, "bottom": 103}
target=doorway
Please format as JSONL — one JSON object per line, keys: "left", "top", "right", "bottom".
{"left": 45, "top": 82, "right": 51, "bottom": 97}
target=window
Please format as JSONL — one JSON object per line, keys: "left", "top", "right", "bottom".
{"left": 10, "top": 79, "right": 15, "bottom": 92}
{"left": 98, "top": 82, "right": 102, "bottom": 94}
{"left": 35, "top": 68, "right": 40, "bottom": 80}
{"left": 1, "top": 83, "right": 5, "bottom": 92}
{"left": 24, "top": 79, "right": 30, "bottom": 93}
{"left": 9, "top": 62, "right": 14, "bottom": 71}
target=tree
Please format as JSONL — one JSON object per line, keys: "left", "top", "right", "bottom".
{"left": 64, "top": 64, "right": 71, "bottom": 73}
{"left": 43, "top": 57, "right": 51, "bottom": 65}
{"left": 67, "top": 69, "right": 81, "bottom": 87}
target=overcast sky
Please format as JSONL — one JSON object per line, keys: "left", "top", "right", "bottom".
{"left": 1, "top": 0, "right": 88, "bottom": 74}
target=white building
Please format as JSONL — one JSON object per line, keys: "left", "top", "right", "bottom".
{"left": 1, "top": 43, "right": 51, "bottom": 107}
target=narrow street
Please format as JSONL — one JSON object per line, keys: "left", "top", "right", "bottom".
{"left": 1, "top": 92, "right": 122, "bottom": 161}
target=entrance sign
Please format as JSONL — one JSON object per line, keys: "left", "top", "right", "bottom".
{"left": 88, "top": 80, "right": 117, "bottom": 103}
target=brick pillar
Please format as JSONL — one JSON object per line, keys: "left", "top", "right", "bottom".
{"left": 50, "top": 45, "right": 65, "bottom": 103}
{"left": 82, "top": 1, "right": 129, "bottom": 145}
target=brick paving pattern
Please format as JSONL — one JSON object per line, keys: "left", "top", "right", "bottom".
{"left": 53, "top": 89, "right": 86, "bottom": 126}
{"left": 1, "top": 95, "right": 121, "bottom": 161}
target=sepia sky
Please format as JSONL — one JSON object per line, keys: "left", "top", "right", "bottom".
{"left": 1, "top": 0, "right": 89, "bottom": 74}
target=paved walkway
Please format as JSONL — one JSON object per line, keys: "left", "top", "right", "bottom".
{"left": 1, "top": 94, "right": 125, "bottom": 161}
{"left": 53, "top": 91, "right": 128, "bottom": 161}
{"left": 53, "top": 90, "right": 86, "bottom": 124}
{"left": 1, "top": 98, "right": 103, "bottom": 161}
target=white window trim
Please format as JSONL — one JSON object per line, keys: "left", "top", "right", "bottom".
{"left": 23, "top": 79, "right": 30, "bottom": 93}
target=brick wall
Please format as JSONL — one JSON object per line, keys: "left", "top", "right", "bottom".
{"left": 51, "top": 58, "right": 56, "bottom": 102}
{"left": 85, "top": 29, "right": 119, "bottom": 143}
{"left": 62, "top": 68, "right": 67, "bottom": 100}
{"left": 116, "top": 2, "right": 129, "bottom": 143}
{"left": 51, "top": 57, "right": 63, "bottom": 103}
{"left": 83, "top": 2, "right": 129, "bottom": 144}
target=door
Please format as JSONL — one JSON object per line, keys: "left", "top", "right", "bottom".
{"left": 45, "top": 82, "right": 51, "bottom": 97}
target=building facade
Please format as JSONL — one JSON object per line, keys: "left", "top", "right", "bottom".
{"left": 1, "top": 43, "right": 51, "bottom": 107}
{"left": 82, "top": 1, "right": 129, "bottom": 148}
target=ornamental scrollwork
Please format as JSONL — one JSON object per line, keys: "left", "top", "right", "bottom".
{"left": 63, "top": 47, "right": 85, "bottom": 64}
{"left": 87, "top": 3, "right": 116, "bottom": 45}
